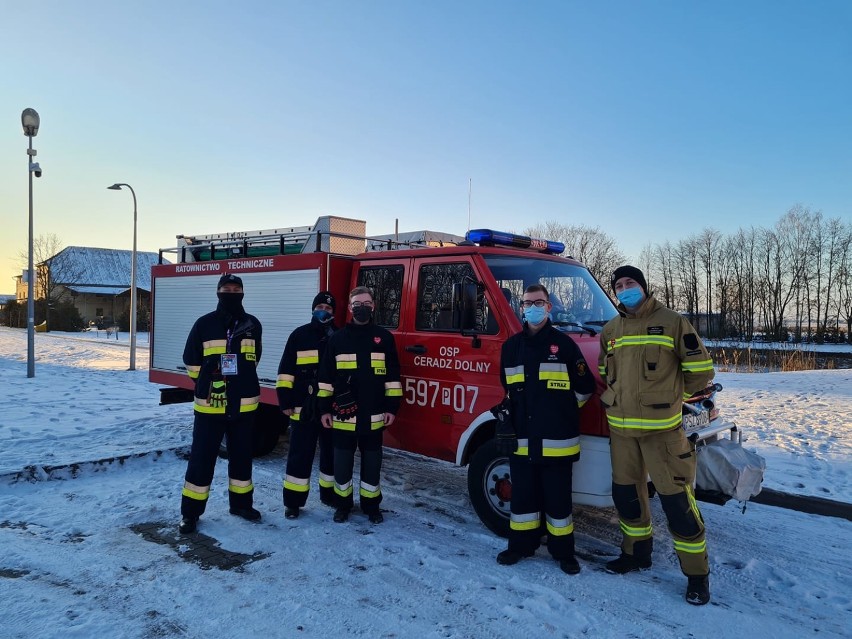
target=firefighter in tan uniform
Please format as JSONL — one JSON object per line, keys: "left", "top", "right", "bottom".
{"left": 179, "top": 273, "right": 263, "bottom": 535}
{"left": 598, "top": 266, "right": 715, "bottom": 605}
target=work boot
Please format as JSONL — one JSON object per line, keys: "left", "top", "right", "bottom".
{"left": 229, "top": 507, "right": 262, "bottom": 522}
{"left": 320, "top": 494, "right": 337, "bottom": 508}
{"left": 605, "top": 553, "right": 653, "bottom": 574}
{"left": 368, "top": 512, "right": 384, "bottom": 524}
{"left": 605, "top": 538, "right": 653, "bottom": 574}
{"left": 178, "top": 517, "right": 198, "bottom": 534}
{"left": 285, "top": 507, "right": 300, "bottom": 520}
{"left": 559, "top": 557, "right": 581, "bottom": 575}
{"left": 333, "top": 508, "right": 350, "bottom": 523}
{"left": 496, "top": 549, "right": 534, "bottom": 566}
{"left": 685, "top": 575, "right": 710, "bottom": 606}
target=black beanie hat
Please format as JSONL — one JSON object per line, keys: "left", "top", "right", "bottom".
{"left": 217, "top": 273, "right": 243, "bottom": 289}
{"left": 611, "top": 265, "right": 648, "bottom": 294}
{"left": 312, "top": 291, "right": 336, "bottom": 311}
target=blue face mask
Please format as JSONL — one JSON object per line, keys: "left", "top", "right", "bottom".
{"left": 312, "top": 309, "right": 333, "bottom": 323}
{"left": 523, "top": 305, "right": 548, "bottom": 325}
{"left": 616, "top": 287, "right": 645, "bottom": 308}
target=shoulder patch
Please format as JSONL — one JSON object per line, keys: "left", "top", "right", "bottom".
{"left": 683, "top": 333, "right": 700, "bottom": 350}
{"left": 647, "top": 326, "right": 664, "bottom": 335}
{"left": 576, "top": 359, "right": 587, "bottom": 376}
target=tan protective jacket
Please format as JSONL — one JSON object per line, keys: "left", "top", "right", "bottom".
{"left": 598, "top": 295, "right": 714, "bottom": 437}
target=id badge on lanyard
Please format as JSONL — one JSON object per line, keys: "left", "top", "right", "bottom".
{"left": 221, "top": 354, "right": 238, "bottom": 376}
{"left": 222, "top": 327, "right": 238, "bottom": 376}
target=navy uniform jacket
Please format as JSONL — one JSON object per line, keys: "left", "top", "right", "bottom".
{"left": 183, "top": 308, "right": 262, "bottom": 418}
{"left": 276, "top": 317, "right": 336, "bottom": 420}
{"left": 317, "top": 322, "right": 403, "bottom": 433}
{"left": 500, "top": 320, "right": 594, "bottom": 463}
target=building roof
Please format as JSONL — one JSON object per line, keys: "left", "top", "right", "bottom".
{"left": 45, "top": 247, "right": 164, "bottom": 292}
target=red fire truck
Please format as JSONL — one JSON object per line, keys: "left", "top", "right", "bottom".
{"left": 150, "top": 216, "right": 733, "bottom": 535}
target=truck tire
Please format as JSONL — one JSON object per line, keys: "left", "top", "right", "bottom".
{"left": 252, "top": 405, "right": 285, "bottom": 458}
{"left": 467, "top": 439, "right": 511, "bottom": 538}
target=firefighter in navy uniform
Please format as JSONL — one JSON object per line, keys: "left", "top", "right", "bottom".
{"left": 599, "top": 265, "right": 715, "bottom": 606}
{"left": 496, "top": 284, "right": 594, "bottom": 574}
{"left": 318, "top": 286, "right": 402, "bottom": 524}
{"left": 276, "top": 291, "right": 338, "bottom": 519}
{"left": 179, "top": 273, "right": 263, "bottom": 534}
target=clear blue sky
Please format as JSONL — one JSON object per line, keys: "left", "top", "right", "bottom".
{"left": 2, "top": 0, "right": 850, "bottom": 291}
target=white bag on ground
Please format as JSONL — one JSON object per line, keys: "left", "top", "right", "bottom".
{"left": 696, "top": 438, "right": 766, "bottom": 502}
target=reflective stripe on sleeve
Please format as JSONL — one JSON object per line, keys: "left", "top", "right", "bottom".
{"left": 296, "top": 349, "right": 319, "bottom": 365}
{"left": 336, "top": 353, "right": 358, "bottom": 369}
{"left": 202, "top": 339, "right": 227, "bottom": 356}
{"left": 504, "top": 365, "right": 524, "bottom": 385}
{"left": 276, "top": 373, "right": 295, "bottom": 388}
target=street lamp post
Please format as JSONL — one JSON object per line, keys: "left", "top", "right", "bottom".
{"left": 21, "top": 108, "right": 41, "bottom": 379}
{"left": 107, "top": 183, "right": 138, "bottom": 371}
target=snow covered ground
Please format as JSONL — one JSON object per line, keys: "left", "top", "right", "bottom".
{"left": 0, "top": 327, "right": 850, "bottom": 638}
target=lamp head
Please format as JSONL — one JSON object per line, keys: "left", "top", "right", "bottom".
{"left": 107, "top": 184, "right": 123, "bottom": 191}
{"left": 21, "top": 108, "right": 40, "bottom": 137}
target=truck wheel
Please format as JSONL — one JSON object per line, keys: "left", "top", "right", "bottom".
{"left": 252, "top": 405, "right": 285, "bottom": 458}
{"left": 467, "top": 439, "right": 511, "bottom": 538}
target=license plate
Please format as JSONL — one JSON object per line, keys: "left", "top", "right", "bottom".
{"left": 682, "top": 411, "right": 710, "bottom": 432}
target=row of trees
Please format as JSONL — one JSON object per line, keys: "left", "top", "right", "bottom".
{"left": 526, "top": 206, "right": 851, "bottom": 344}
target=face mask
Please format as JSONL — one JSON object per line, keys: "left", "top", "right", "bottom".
{"left": 616, "top": 287, "right": 645, "bottom": 308}
{"left": 217, "top": 292, "right": 245, "bottom": 315}
{"left": 312, "top": 309, "right": 333, "bottom": 323}
{"left": 523, "top": 305, "right": 548, "bottom": 325}
{"left": 352, "top": 305, "right": 373, "bottom": 323}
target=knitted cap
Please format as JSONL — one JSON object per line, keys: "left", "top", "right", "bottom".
{"left": 611, "top": 265, "right": 648, "bottom": 294}
{"left": 312, "top": 291, "right": 336, "bottom": 311}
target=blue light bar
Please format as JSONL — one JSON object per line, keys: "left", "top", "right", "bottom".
{"left": 465, "top": 229, "right": 565, "bottom": 255}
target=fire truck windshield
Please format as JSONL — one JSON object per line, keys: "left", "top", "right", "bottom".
{"left": 481, "top": 255, "right": 618, "bottom": 331}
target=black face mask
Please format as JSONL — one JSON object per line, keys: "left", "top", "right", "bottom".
{"left": 217, "top": 292, "right": 245, "bottom": 317}
{"left": 352, "top": 305, "right": 373, "bottom": 323}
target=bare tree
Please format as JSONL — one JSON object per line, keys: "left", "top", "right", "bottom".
{"left": 524, "top": 222, "right": 626, "bottom": 284}
{"left": 18, "top": 233, "right": 83, "bottom": 303}
{"left": 837, "top": 226, "right": 852, "bottom": 343}
{"left": 674, "top": 236, "right": 700, "bottom": 323}
{"left": 697, "top": 228, "right": 722, "bottom": 337}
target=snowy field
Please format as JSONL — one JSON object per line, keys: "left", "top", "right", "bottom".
{"left": 0, "top": 327, "right": 850, "bottom": 638}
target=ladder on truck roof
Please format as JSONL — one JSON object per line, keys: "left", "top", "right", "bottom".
{"left": 160, "top": 216, "right": 368, "bottom": 264}
{"left": 158, "top": 216, "right": 467, "bottom": 264}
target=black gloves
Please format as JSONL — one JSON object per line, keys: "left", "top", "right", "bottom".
{"left": 491, "top": 399, "right": 516, "bottom": 456}
{"left": 332, "top": 389, "right": 358, "bottom": 419}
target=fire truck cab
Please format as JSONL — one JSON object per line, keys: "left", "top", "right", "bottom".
{"left": 150, "top": 216, "right": 730, "bottom": 536}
